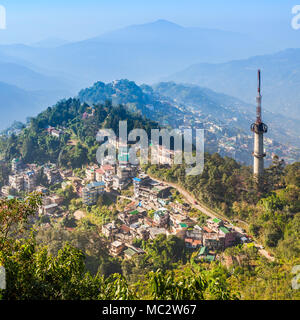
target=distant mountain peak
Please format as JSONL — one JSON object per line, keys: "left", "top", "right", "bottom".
{"left": 32, "top": 37, "right": 69, "bottom": 48}
{"left": 118, "top": 19, "right": 184, "bottom": 33}
{"left": 150, "top": 19, "right": 183, "bottom": 27}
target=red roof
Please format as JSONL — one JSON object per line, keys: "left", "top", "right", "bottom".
{"left": 193, "top": 240, "right": 202, "bottom": 245}
{"left": 203, "top": 226, "right": 213, "bottom": 233}
{"left": 101, "top": 165, "right": 114, "bottom": 171}
{"left": 185, "top": 238, "right": 193, "bottom": 243}
{"left": 121, "top": 224, "right": 130, "bottom": 233}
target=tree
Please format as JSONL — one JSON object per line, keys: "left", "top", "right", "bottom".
{"left": 0, "top": 193, "right": 41, "bottom": 251}
{"left": 146, "top": 268, "right": 238, "bottom": 300}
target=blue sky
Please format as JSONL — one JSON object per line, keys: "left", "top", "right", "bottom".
{"left": 0, "top": 0, "right": 299, "bottom": 44}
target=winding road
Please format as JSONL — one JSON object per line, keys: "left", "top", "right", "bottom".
{"left": 148, "top": 174, "right": 275, "bottom": 262}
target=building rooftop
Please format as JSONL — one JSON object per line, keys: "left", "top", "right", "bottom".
{"left": 129, "top": 210, "right": 139, "bottom": 215}
{"left": 179, "top": 223, "right": 188, "bottom": 228}
{"left": 86, "top": 181, "right": 105, "bottom": 188}
{"left": 219, "top": 226, "right": 230, "bottom": 234}
{"left": 204, "top": 255, "right": 215, "bottom": 262}
{"left": 124, "top": 248, "right": 137, "bottom": 258}
{"left": 212, "top": 218, "right": 222, "bottom": 224}
{"left": 111, "top": 241, "right": 123, "bottom": 248}
{"left": 102, "top": 165, "right": 114, "bottom": 171}
{"left": 44, "top": 203, "right": 58, "bottom": 209}
{"left": 199, "top": 246, "right": 207, "bottom": 256}
{"left": 203, "top": 226, "right": 213, "bottom": 233}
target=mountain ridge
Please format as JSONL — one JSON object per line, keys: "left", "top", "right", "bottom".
{"left": 165, "top": 48, "right": 300, "bottom": 120}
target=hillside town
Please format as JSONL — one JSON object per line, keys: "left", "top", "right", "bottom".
{"left": 0, "top": 150, "right": 253, "bottom": 264}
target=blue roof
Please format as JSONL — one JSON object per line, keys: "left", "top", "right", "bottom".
{"left": 87, "top": 181, "right": 105, "bottom": 188}
{"left": 133, "top": 177, "right": 141, "bottom": 182}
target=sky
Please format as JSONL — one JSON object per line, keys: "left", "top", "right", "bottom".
{"left": 0, "top": 0, "right": 299, "bottom": 45}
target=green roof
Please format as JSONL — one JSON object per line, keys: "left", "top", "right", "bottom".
{"left": 219, "top": 226, "right": 230, "bottom": 234}
{"left": 118, "top": 154, "right": 129, "bottom": 161}
{"left": 129, "top": 210, "right": 139, "bottom": 215}
{"left": 199, "top": 246, "right": 206, "bottom": 255}
{"left": 213, "top": 218, "right": 222, "bottom": 224}
{"left": 204, "top": 255, "right": 215, "bottom": 262}
{"left": 124, "top": 248, "right": 137, "bottom": 257}
{"left": 179, "top": 223, "right": 188, "bottom": 228}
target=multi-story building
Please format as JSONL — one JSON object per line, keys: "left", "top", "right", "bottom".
{"left": 207, "top": 218, "right": 224, "bottom": 233}
{"left": 102, "top": 165, "right": 115, "bottom": 176}
{"left": 102, "top": 221, "right": 118, "bottom": 238}
{"left": 203, "top": 233, "right": 224, "bottom": 251}
{"left": 186, "top": 225, "right": 203, "bottom": 240}
{"left": 133, "top": 174, "right": 151, "bottom": 198}
{"left": 44, "top": 167, "right": 61, "bottom": 185}
{"left": 1, "top": 186, "right": 10, "bottom": 196}
{"left": 95, "top": 168, "right": 105, "bottom": 182}
{"left": 82, "top": 181, "right": 105, "bottom": 205}
{"left": 12, "top": 158, "right": 23, "bottom": 173}
{"left": 112, "top": 166, "right": 135, "bottom": 191}
{"left": 153, "top": 208, "right": 169, "bottom": 227}
{"left": 118, "top": 210, "right": 139, "bottom": 226}
{"left": 41, "top": 203, "right": 59, "bottom": 215}
{"left": 218, "top": 227, "right": 237, "bottom": 248}
{"left": 9, "top": 174, "right": 24, "bottom": 191}
{"left": 24, "top": 171, "right": 37, "bottom": 192}
{"left": 110, "top": 241, "right": 125, "bottom": 257}
{"left": 86, "top": 166, "right": 98, "bottom": 181}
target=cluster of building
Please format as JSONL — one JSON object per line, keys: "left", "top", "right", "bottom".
{"left": 1, "top": 152, "right": 249, "bottom": 265}
{"left": 1, "top": 159, "right": 42, "bottom": 195}
{"left": 45, "top": 126, "right": 65, "bottom": 138}
{"left": 39, "top": 194, "right": 64, "bottom": 216}
{"left": 100, "top": 172, "right": 245, "bottom": 262}
{"left": 82, "top": 161, "right": 138, "bottom": 205}
{"left": 0, "top": 159, "right": 77, "bottom": 219}
{"left": 0, "top": 159, "right": 66, "bottom": 197}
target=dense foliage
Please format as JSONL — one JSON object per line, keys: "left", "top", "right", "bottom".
{"left": 144, "top": 155, "right": 300, "bottom": 262}
{"left": 0, "top": 196, "right": 238, "bottom": 300}
{"left": 0, "top": 99, "right": 159, "bottom": 168}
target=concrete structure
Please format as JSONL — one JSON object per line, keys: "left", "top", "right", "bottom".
{"left": 251, "top": 70, "right": 268, "bottom": 178}
{"left": 24, "top": 171, "right": 37, "bottom": 192}
{"left": 102, "top": 221, "right": 118, "bottom": 238}
{"left": 148, "top": 227, "right": 167, "bottom": 239}
{"left": 203, "top": 233, "right": 223, "bottom": 251}
{"left": 9, "top": 174, "right": 24, "bottom": 191}
{"left": 12, "top": 158, "right": 23, "bottom": 173}
{"left": 219, "top": 227, "right": 237, "bottom": 248}
{"left": 86, "top": 166, "right": 97, "bottom": 181}
{"left": 41, "top": 203, "right": 58, "bottom": 215}
{"left": 118, "top": 210, "right": 139, "bottom": 225}
{"left": 82, "top": 181, "right": 105, "bottom": 205}
{"left": 95, "top": 168, "right": 105, "bottom": 182}
{"left": 153, "top": 208, "right": 169, "bottom": 227}
{"left": 110, "top": 241, "right": 125, "bottom": 257}
{"left": 44, "top": 167, "right": 61, "bottom": 185}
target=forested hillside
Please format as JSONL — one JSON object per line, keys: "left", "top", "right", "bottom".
{"left": 144, "top": 157, "right": 300, "bottom": 261}
{"left": 0, "top": 98, "right": 159, "bottom": 167}
{"left": 0, "top": 92, "right": 299, "bottom": 300}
